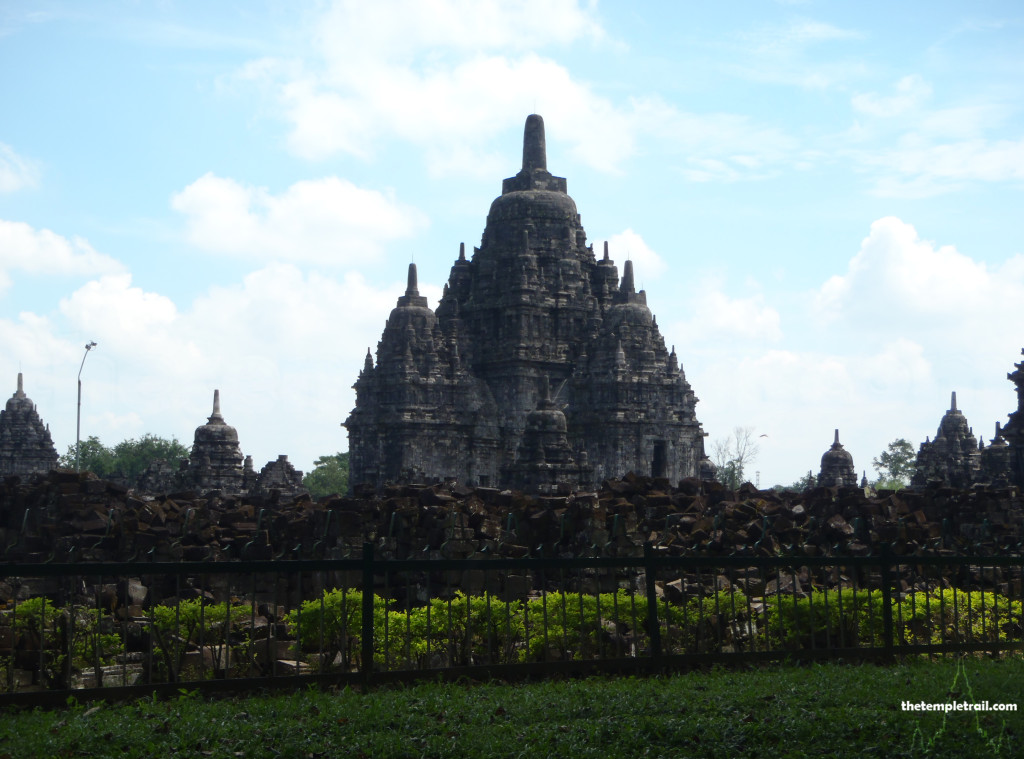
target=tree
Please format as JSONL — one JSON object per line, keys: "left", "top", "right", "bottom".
{"left": 774, "top": 470, "right": 816, "bottom": 492}
{"left": 59, "top": 436, "right": 116, "bottom": 478}
{"left": 59, "top": 434, "right": 190, "bottom": 483}
{"left": 872, "top": 438, "right": 916, "bottom": 488}
{"left": 711, "top": 426, "right": 760, "bottom": 490}
{"left": 111, "top": 435, "right": 190, "bottom": 483}
{"left": 303, "top": 452, "right": 349, "bottom": 499}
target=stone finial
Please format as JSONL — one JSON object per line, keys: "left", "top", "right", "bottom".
{"left": 522, "top": 114, "right": 547, "bottom": 173}
{"left": 15, "top": 373, "right": 25, "bottom": 399}
{"left": 615, "top": 340, "right": 627, "bottom": 369}
{"left": 538, "top": 375, "right": 551, "bottom": 402}
{"left": 603, "top": 241, "right": 610, "bottom": 262}
{"left": 458, "top": 242, "right": 466, "bottom": 261}
{"left": 833, "top": 428, "right": 840, "bottom": 447}
{"left": 363, "top": 349, "right": 374, "bottom": 372}
{"left": 208, "top": 389, "right": 224, "bottom": 424}
{"left": 950, "top": 391, "right": 958, "bottom": 412}
{"left": 406, "top": 263, "right": 419, "bottom": 297}
{"left": 621, "top": 260, "right": 635, "bottom": 294}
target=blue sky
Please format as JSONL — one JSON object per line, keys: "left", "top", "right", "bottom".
{"left": 2, "top": 0, "right": 1022, "bottom": 486}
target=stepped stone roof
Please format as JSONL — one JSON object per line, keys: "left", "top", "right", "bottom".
{"left": 346, "top": 114, "right": 710, "bottom": 491}
{"left": 0, "top": 373, "right": 59, "bottom": 477}
{"left": 817, "top": 429, "right": 858, "bottom": 488}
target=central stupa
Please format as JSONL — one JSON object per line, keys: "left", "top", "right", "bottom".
{"left": 346, "top": 115, "right": 711, "bottom": 491}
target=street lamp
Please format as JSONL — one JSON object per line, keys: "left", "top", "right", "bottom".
{"left": 76, "top": 341, "right": 97, "bottom": 472}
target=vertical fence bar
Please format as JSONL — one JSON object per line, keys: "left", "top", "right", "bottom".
{"left": 643, "top": 543, "right": 661, "bottom": 666}
{"left": 361, "top": 542, "right": 374, "bottom": 686}
{"left": 880, "top": 545, "right": 894, "bottom": 661}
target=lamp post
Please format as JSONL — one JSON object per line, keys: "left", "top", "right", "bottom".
{"left": 76, "top": 341, "right": 97, "bottom": 472}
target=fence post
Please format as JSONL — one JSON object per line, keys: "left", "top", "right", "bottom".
{"left": 361, "top": 541, "right": 374, "bottom": 687}
{"left": 880, "top": 543, "right": 895, "bottom": 662}
{"left": 643, "top": 542, "right": 662, "bottom": 667}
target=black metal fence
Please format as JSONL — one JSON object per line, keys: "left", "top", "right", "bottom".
{"left": 2, "top": 545, "right": 1022, "bottom": 707}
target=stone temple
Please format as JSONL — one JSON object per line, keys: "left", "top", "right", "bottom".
{"left": 816, "top": 429, "right": 858, "bottom": 488}
{"left": 137, "top": 389, "right": 306, "bottom": 498}
{"left": 346, "top": 115, "right": 712, "bottom": 492}
{"left": 912, "top": 351, "right": 1024, "bottom": 490}
{"left": 0, "top": 373, "right": 59, "bottom": 477}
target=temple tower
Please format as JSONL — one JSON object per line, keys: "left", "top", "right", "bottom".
{"left": 911, "top": 391, "right": 981, "bottom": 489}
{"left": 188, "top": 389, "right": 245, "bottom": 493}
{"left": 0, "top": 373, "right": 59, "bottom": 476}
{"left": 346, "top": 115, "right": 709, "bottom": 490}
{"left": 817, "top": 429, "right": 858, "bottom": 488}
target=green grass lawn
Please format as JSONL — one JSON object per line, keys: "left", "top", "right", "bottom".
{"left": 2, "top": 658, "right": 1022, "bottom": 758}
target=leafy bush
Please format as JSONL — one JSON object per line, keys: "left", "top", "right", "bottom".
{"left": 150, "top": 598, "right": 256, "bottom": 680}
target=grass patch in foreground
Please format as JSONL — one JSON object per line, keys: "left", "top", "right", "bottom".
{"left": 1, "top": 658, "right": 1023, "bottom": 758}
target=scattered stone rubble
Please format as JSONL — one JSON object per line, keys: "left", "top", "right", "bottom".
{"left": 2, "top": 470, "right": 1020, "bottom": 689}
{"left": 1, "top": 469, "right": 1020, "bottom": 568}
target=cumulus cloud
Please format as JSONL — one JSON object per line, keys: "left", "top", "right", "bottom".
{"left": 816, "top": 216, "right": 1024, "bottom": 324}
{"left": 693, "top": 340, "right": 936, "bottom": 487}
{"left": 0, "top": 220, "right": 125, "bottom": 295}
{"left": 670, "top": 284, "right": 782, "bottom": 347}
{"left": 604, "top": 229, "right": 668, "bottom": 280}
{"left": 227, "top": 0, "right": 796, "bottom": 180}
{"left": 812, "top": 216, "right": 1024, "bottom": 411}
{"left": 25, "top": 263, "right": 442, "bottom": 471}
{"left": 170, "top": 173, "right": 428, "bottom": 264}
{"left": 0, "top": 143, "right": 39, "bottom": 193}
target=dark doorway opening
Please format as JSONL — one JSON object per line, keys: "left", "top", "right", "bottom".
{"left": 652, "top": 441, "right": 667, "bottom": 478}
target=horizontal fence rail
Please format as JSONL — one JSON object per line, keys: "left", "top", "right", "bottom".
{"left": 1, "top": 546, "right": 1022, "bottom": 707}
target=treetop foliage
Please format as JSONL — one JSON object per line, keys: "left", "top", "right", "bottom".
{"left": 302, "top": 452, "right": 349, "bottom": 499}
{"left": 60, "top": 434, "right": 190, "bottom": 483}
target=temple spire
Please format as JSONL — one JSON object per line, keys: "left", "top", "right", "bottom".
{"left": 405, "top": 263, "right": 419, "bottom": 297}
{"left": 833, "top": 429, "right": 841, "bottom": 446}
{"left": 458, "top": 242, "right": 466, "bottom": 261}
{"left": 603, "top": 241, "right": 610, "bottom": 262}
{"left": 15, "top": 372, "right": 24, "bottom": 399}
{"left": 621, "top": 260, "right": 635, "bottom": 294}
{"left": 950, "top": 391, "right": 958, "bottom": 412}
{"left": 208, "top": 389, "right": 224, "bottom": 424}
{"left": 522, "top": 114, "right": 547, "bottom": 173}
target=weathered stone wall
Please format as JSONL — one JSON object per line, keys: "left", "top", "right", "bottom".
{"left": 1, "top": 470, "right": 1020, "bottom": 567}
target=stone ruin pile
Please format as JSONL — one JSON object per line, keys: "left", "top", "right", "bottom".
{"left": 2, "top": 469, "right": 1020, "bottom": 569}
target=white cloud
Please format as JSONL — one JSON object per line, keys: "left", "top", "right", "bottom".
{"left": 0, "top": 143, "right": 39, "bottom": 192}
{"left": 605, "top": 229, "right": 667, "bottom": 280}
{"left": 0, "top": 220, "right": 125, "bottom": 295}
{"left": 231, "top": 0, "right": 793, "bottom": 180}
{"left": 672, "top": 284, "right": 782, "bottom": 346}
{"left": 816, "top": 216, "right": 1024, "bottom": 323}
{"left": 26, "top": 263, "right": 444, "bottom": 472}
{"left": 852, "top": 74, "right": 932, "bottom": 117}
{"left": 724, "top": 18, "right": 866, "bottom": 90}
{"left": 861, "top": 138, "right": 1024, "bottom": 197}
{"left": 812, "top": 216, "right": 1024, "bottom": 399}
{"left": 170, "top": 173, "right": 428, "bottom": 264}
{"left": 314, "top": 0, "right": 604, "bottom": 64}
